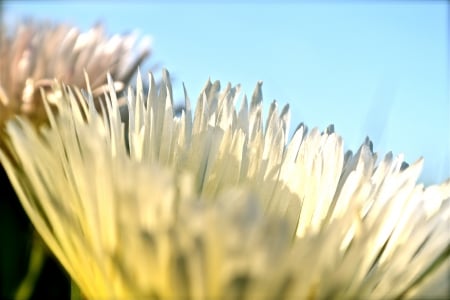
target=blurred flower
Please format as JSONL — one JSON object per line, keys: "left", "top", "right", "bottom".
{"left": 0, "top": 20, "right": 151, "bottom": 127}
{"left": 0, "top": 70, "right": 449, "bottom": 299}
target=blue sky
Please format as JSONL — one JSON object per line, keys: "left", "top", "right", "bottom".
{"left": 3, "top": 1, "right": 449, "bottom": 184}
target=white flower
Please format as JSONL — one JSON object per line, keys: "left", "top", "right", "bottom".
{"left": 0, "top": 20, "right": 150, "bottom": 126}
{"left": 0, "top": 70, "right": 449, "bottom": 299}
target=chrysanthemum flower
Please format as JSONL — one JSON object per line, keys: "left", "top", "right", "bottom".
{"left": 1, "top": 70, "right": 449, "bottom": 299}
{"left": 0, "top": 20, "right": 151, "bottom": 126}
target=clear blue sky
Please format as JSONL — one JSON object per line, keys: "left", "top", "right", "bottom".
{"left": 4, "top": 1, "right": 449, "bottom": 184}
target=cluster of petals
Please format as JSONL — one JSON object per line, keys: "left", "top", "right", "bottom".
{"left": 0, "top": 21, "right": 150, "bottom": 126}
{"left": 1, "top": 70, "right": 448, "bottom": 299}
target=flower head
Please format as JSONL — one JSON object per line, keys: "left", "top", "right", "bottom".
{"left": 1, "top": 70, "right": 449, "bottom": 299}
{"left": 0, "top": 20, "right": 150, "bottom": 126}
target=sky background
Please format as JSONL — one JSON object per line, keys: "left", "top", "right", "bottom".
{"left": 3, "top": 1, "right": 449, "bottom": 184}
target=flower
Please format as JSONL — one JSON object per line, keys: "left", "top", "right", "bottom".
{"left": 1, "top": 70, "right": 449, "bottom": 299}
{"left": 0, "top": 20, "right": 151, "bottom": 127}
